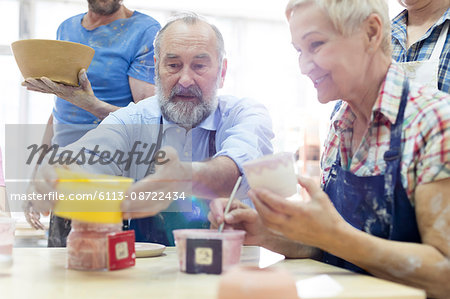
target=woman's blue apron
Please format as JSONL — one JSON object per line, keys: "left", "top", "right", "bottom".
{"left": 322, "top": 80, "right": 421, "bottom": 273}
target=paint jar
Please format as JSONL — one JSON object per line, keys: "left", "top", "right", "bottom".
{"left": 0, "top": 217, "right": 15, "bottom": 271}
{"left": 67, "top": 220, "right": 122, "bottom": 271}
{"left": 173, "top": 229, "right": 245, "bottom": 274}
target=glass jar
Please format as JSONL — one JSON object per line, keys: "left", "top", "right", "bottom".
{"left": 67, "top": 220, "right": 122, "bottom": 271}
{"left": 0, "top": 217, "right": 15, "bottom": 271}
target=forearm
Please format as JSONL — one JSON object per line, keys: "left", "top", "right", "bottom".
{"left": 325, "top": 225, "right": 450, "bottom": 298}
{"left": 42, "top": 114, "right": 54, "bottom": 146}
{"left": 262, "top": 232, "right": 321, "bottom": 259}
{"left": 80, "top": 96, "right": 120, "bottom": 120}
{"left": 191, "top": 156, "right": 240, "bottom": 199}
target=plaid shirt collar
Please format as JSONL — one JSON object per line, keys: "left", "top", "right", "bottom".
{"left": 392, "top": 8, "right": 450, "bottom": 48}
{"left": 332, "top": 63, "right": 406, "bottom": 133}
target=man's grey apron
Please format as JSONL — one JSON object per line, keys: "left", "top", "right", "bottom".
{"left": 48, "top": 117, "right": 216, "bottom": 247}
{"left": 128, "top": 116, "right": 216, "bottom": 246}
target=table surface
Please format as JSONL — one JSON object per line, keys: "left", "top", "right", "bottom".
{"left": 0, "top": 247, "right": 425, "bottom": 299}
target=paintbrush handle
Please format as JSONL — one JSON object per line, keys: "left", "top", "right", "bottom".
{"left": 218, "top": 176, "right": 242, "bottom": 233}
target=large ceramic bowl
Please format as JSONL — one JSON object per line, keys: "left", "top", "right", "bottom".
{"left": 11, "top": 39, "right": 95, "bottom": 86}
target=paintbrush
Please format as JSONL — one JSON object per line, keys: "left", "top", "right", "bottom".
{"left": 218, "top": 176, "right": 242, "bottom": 233}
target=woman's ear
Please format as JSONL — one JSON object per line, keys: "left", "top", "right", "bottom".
{"left": 364, "top": 13, "right": 383, "bottom": 52}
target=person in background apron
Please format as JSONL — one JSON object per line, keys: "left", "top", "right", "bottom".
{"left": 209, "top": 1, "right": 450, "bottom": 298}
{"left": 392, "top": 0, "right": 449, "bottom": 92}
{"left": 21, "top": 0, "right": 160, "bottom": 247}
{"left": 331, "top": 0, "right": 449, "bottom": 118}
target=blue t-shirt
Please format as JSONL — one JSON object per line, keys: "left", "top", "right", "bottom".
{"left": 52, "top": 11, "right": 161, "bottom": 146}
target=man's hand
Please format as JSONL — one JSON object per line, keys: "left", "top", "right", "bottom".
{"left": 27, "top": 164, "right": 59, "bottom": 215}
{"left": 122, "top": 146, "right": 192, "bottom": 219}
{"left": 22, "top": 69, "right": 99, "bottom": 113}
{"left": 23, "top": 202, "right": 46, "bottom": 230}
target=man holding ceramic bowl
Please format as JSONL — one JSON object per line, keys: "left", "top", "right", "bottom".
{"left": 27, "top": 13, "right": 274, "bottom": 246}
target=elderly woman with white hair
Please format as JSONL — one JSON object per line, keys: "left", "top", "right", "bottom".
{"left": 209, "top": 0, "right": 450, "bottom": 297}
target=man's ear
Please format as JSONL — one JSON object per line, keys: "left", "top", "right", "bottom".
{"left": 219, "top": 58, "right": 228, "bottom": 88}
{"left": 364, "top": 13, "right": 383, "bottom": 53}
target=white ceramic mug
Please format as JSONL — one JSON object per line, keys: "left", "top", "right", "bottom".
{"left": 243, "top": 152, "right": 298, "bottom": 197}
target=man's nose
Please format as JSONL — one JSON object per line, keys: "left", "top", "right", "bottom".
{"left": 178, "top": 67, "right": 195, "bottom": 88}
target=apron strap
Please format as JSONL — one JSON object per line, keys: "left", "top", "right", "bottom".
{"left": 130, "top": 118, "right": 217, "bottom": 244}
{"left": 429, "top": 21, "right": 449, "bottom": 60}
{"left": 144, "top": 116, "right": 165, "bottom": 176}
{"left": 208, "top": 130, "right": 216, "bottom": 157}
{"left": 383, "top": 80, "right": 409, "bottom": 200}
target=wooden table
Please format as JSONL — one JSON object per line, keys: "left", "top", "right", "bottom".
{"left": 0, "top": 247, "right": 425, "bottom": 299}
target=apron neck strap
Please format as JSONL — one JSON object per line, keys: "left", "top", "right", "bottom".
{"left": 383, "top": 79, "right": 409, "bottom": 162}
{"left": 430, "top": 21, "right": 449, "bottom": 60}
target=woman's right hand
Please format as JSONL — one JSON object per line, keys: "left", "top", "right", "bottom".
{"left": 208, "top": 198, "right": 269, "bottom": 246}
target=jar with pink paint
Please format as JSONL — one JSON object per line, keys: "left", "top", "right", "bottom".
{"left": 0, "top": 217, "right": 15, "bottom": 270}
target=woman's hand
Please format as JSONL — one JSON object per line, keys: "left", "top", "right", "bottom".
{"left": 248, "top": 175, "right": 348, "bottom": 250}
{"left": 208, "top": 196, "right": 321, "bottom": 258}
{"left": 208, "top": 198, "right": 269, "bottom": 246}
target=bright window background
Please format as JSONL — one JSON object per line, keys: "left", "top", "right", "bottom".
{"left": 0, "top": 0, "right": 405, "bottom": 177}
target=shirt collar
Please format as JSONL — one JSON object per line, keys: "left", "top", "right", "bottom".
{"left": 331, "top": 102, "right": 355, "bottom": 133}
{"left": 332, "top": 63, "right": 406, "bottom": 130}
{"left": 391, "top": 9, "right": 408, "bottom": 42}
{"left": 392, "top": 8, "right": 450, "bottom": 46}
{"left": 372, "top": 63, "right": 406, "bottom": 125}
{"left": 196, "top": 104, "right": 220, "bottom": 131}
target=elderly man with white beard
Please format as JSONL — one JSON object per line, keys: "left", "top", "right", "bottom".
{"left": 30, "top": 13, "right": 274, "bottom": 245}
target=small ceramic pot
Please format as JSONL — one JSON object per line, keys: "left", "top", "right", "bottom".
{"left": 218, "top": 265, "right": 298, "bottom": 299}
{"left": 173, "top": 229, "right": 245, "bottom": 273}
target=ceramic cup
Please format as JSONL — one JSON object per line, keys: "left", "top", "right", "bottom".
{"left": 242, "top": 152, "right": 297, "bottom": 197}
{"left": 0, "top": 217, "right": 15, "bottom": 269}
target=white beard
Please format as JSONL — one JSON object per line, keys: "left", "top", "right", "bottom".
{"left": 156, "top": 74, "right": 220, "bottom": 128}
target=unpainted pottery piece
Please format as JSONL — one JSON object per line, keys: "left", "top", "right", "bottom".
{"left": 11, "top": 39, "right": 95, "bottom": 87}
{"left": 218, "top": 265, "right": 298, "bottom": 299}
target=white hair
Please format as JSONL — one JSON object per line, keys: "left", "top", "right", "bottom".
{"left": 285, "top": 0, "right": 391, "bottom": 55}
{"left": 154, "top": 12, "right": 225, "bottom": 70}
